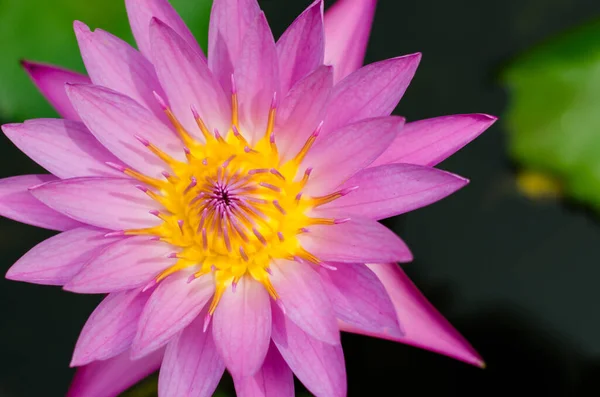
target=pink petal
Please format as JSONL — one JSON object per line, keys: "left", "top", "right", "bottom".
{"left": 6, "top": 226, "right": 118, "bottom": 286}
{"left": 300, "top": 217, "right": 413, "bottom": 263}
{"left": 2, "top": 119, "right": 123, "bottom": 179}
{"left": 341, "top": 263, "right": 485, "bottom": 367}
{"left": 71, "top": 288, "right": 151, "bottom": 366}
{"left": 0, "top": 175, "right": 83, "bottom": 231}
{"left": 208, "top": 0, "right": 261, "bottom": 92}
{"left": 212, "top": 276, "right": 271, "bottom": 377}
{"left": 73, "top": 21, "right": 167, "bottom": 122}
{"left": 371, "top": 114, "right": 498, "bottom": 167}
{"left": 21, "top": 61, "right": 90, "bottom": 120}
{"left": 322, "top": 164, "right": 469, "bottom": 220}
{"left": 159, "top": 313, "right": 225, "bottom": 397}
{"left": 270, "top": 260, "right": 339, "bottom": 345}
{"left": 277, "top": 0, "right": 324, "bottom": 95}
{"left": 302, "top": 116, "right": 403, "bottom": 196}
{"left": 64, "top": 236, "right": 174, "bottom": 294}
{"left": 233, "top": 342, "right": 294, "bottom": 397}
{"left": 235, "top": 12, "right": 280, "bottom": 144}
{"left": 275, "top": 65, "right": 333, "bottom": 162}
{"left": 67, "top": 347, "right": 164, "bottom": 397}
{"left": 125, "top": 0, "right": 204, "bottom": 60}
{"left": 30, "top": 177, "right": 161, "bottom": 231}
{"left": 319, "top": 263, "right": 402, "bottom": 338}
{"left": 149, "top": 17, "right": 231, "bottom": 139}
{"left": 324, "top": 0, "right": 377, "bottom": 83}
{"left": 271, "top": 304, "right": 346, "bottom": 397}
{"left": 132, "top": 272, "right": 214, "bottom": 359}
{"left": 322, "top": 54, "right": 420, "bottom": 135}
{"left": 66, "top": 83, "right": 184, "bottom": 178}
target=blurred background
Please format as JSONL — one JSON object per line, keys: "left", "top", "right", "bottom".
{"left": 1, "top": 0, "right": 600, "bottom": 395}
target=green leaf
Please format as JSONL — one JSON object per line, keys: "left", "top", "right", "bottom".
{"left": 0, "top": 0, "right": 212, "bottom": 122}
{"left": 504, "top": 18, "right": 600, "bottom": 211}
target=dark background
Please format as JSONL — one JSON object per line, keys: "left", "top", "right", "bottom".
{"left": 1, "top": 0, "right": 600, "bottom": 395}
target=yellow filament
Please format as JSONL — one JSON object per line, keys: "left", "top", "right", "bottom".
{"left": 122, "top": 95, "right": 350, "bottom": 313}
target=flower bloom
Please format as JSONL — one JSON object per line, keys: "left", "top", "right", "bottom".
{"left": 1, "top": 0, "right": 496, "bottom": 396}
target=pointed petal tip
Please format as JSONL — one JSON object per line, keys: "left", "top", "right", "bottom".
{"left": 73, "top": 20, "right": 91, "bottom": 34}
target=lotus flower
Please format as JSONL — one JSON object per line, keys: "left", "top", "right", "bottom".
{"left": 0, "top": 0, "right": 496, "bottom": 396}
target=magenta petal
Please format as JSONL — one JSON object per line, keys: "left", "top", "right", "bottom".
{"left": 323, "top": 164, "right": 469, "bottom": 220}
{"left": 212, "top": 277, "right": 271, "bottom": 377}
{"left": 66, "top": 83, "right": 184, "bottom": 178}
{"left": 67, "top": 347, "right": 164, "bottom": 397}
{"left": 125, "top": 0, "right": 204, "bottom": 60}
{"left": 64, "top": 237, "right": 174, "bottom": 294}
{"left": 235, "top": 13, "right": 280, "bottom": 144}
{"left": 71, "top": 288, "right": 151, "bottom": 366}
{"left": 21, "top": 61, "right": 90, "bottom": 120}
{"left": 371, "top": 114, "right": 498, "bottom": 167}
{"left": 320, "top": 263, "right": 402, "bottom": 338}
{"left": 341, "top": 263, "right": 485, "bottom": 367}
{"left": 132, "top": 272, "right": 214, "bottom": 359}
{"left": 270, "top": 260, "right": 339, "bottom": 345}
{"left": 2, "top": 119, "right": 123, "bottom": 179}
{"left": 300, "top": 217, "right": 413, "bottom": 263}
{"left": 30, "top": 177, "right": 161, "bottom": 231}
{"left": 208, "top": 0, "right": 261, "bottom": 92}
{"left": 322, "top": 54, "right": 421, "bottom": 135}
{"left": 302, "top": 116, "right": 403, "bottom": 196}
{"left": 0, "top": 175, "right": 83, "bottom": 231}
{"left": 6, "top": 226, "right": 117, "bottom": 286}
{"left": 233, "top": 342, "right": 294, "bottom": 397}
{"left": 158, "top": 313, "right": 225, "bottom": 397}
{"left": 73, "top": 21, "right": 167, "bottom": 122}
{"left": 271, "top": 304, "right": 346, "bottom": 397}
{"left": 150, "top": 17, "right": 231, "bottom": 139}
{"left": 324, "top": 0, "right": 377, "bottom": 83}
{"left": 275, "top": 65, "right": 333, "bottom": 162}
{"left": 276, "top": 0, "right": 324, "bottom": 95}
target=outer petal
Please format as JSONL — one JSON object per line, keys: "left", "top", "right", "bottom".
{"left": 64, "top": 237, "right": 175, "bottom": 294}
{"left": 212, "top": 276, "right": 272, "bottom": 377}
{"left": 341, "top": 263, "right": 485, "bottom": 367}
{"left": 67, "top": 347, "right": 164, "bottom": 397}
{"left": 21, "top": 61, "right": 90, "bottom": 120}
{"left": 74, "top": 21, "right": 167, "bottom": 122}
{"left": 319, "top": 263, "right": 402, "bottom": 338}
{"left": 208, "top": 0, "right": 261, "bottom": 92}
{"left": 322, "top": 164, "right": 469, "bottom": 220}
{"left": 371, "top": 114, "right": 498, "bottom": 167}
{"left": 275, "top": 65, "right": 333, "bottom": 161}
{"left": 277, "top": 0, "right": 324, "bottom": 95}
{"left": 125, "top": 0, "right": 204, "bottom": 60}
{"left": 131, "top": 272, "right": 214, "bottom": 359}
{"left": 322, "top": 54, "right": 420, "bottom": 135}
{"left": 324, "top": 0, "right": 377, "bottom": 82}
{"left": 233, "top": 343, "right": 294, "bottom": 397}
{"left": 150, "top": 17, "right": 231, "bottom": 138}
{"left": 270, "top": 260, "right": 339, "bottom": 345}
{"left": 235, "top": 13, "right": 280, "bottom": 144}
{"left": 159, "top": 313, "right": 225, "bottom": 397}
{"left": 66, "top": 84, "right": 184, "bottom": 178}
{"left": 6, "top": 226, "right": 118, "bottom": 286}
{"left": 299, "top": 217, "right": 413, "bottom": 263}
{"left": 2, "top": 119, "right": 123, "bottom": 179}
{"left": 30, "top": 177, "right": 161, "bottom": 231}
{"left": 0, "top": 175, "right": 83, "bottom": 231}
{"left": 71, "top": 288, "right": 151, "bottom": 366}
{"left": 302, "top": 116, "right": 403, "bottom": 196}
{"left": 271, "top": 304, "right": 346, "bottom": 397}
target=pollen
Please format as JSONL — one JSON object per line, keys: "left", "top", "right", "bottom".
{"left": 111, "top": 85, "right": 354, "bottom": 318}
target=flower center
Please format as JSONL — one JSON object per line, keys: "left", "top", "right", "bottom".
{"left": 111, "top": 87, "right": 352, "bottom": 315}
